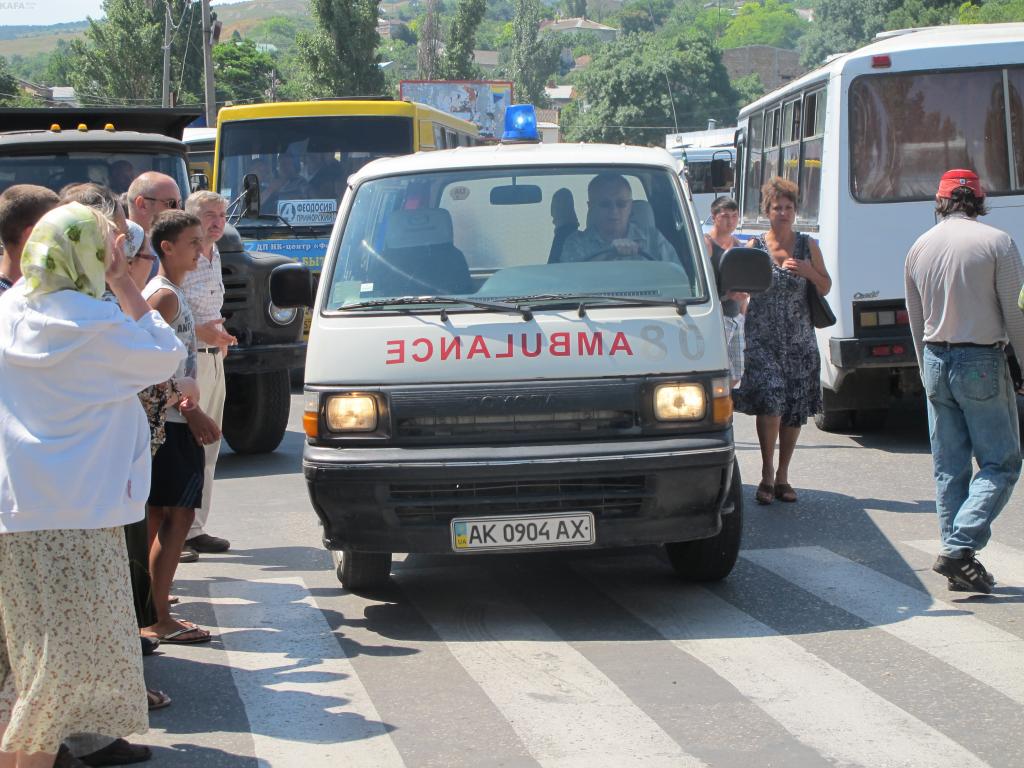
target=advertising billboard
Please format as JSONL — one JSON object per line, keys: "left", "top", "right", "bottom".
{"left": 400, "top": 80, "right": 514, "bottom": 139}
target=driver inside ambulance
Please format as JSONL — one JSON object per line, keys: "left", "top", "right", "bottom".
{"left": 560, "top": 173, "right": 677, "bottom": 263}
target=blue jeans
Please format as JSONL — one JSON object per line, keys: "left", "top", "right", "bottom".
{"left": 922, "top": 344, "right": 1021, "bottom": 558}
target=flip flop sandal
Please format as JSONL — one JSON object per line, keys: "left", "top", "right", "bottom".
{"left": 774, "top": 483, "right": 798, "bottom": 503}
{"left": 147, "top": 688, "right": 172, "bottom": 711}
{"left": 158, "top": 625, "right": 212, "bottom": 644}
{"left": 755, "top": 481, "right": 775, "bottom": 505}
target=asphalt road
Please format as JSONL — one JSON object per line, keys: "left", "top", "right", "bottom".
{"left": 137, "top": 393, "right": 1024, "bottom": 768}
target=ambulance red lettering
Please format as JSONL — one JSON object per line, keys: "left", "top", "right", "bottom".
{"left": 440, "top": 336, "right": 461, "bottom": 360}
{"left": 385, "top": 339, "right": 405, "bottom": 365}
{"left": 579, "top": 331, "right": 602, "bottom": 356}
{"left": 549, "top": 332, "right": 570, "bottom": 356}
{"left": 495, "top": 334, "right": 515, "bottom": 359}
{"left": 609, "top": 332, "right": 633, "bottom": 356}
{"left": 521, "top": 333, "right": 542, "bottom": 358}
{"left": 411, "top": 338, "right": 433, "bottom": 362}
{"left": 466, "top": 335, "right": 491, "bottom": 359}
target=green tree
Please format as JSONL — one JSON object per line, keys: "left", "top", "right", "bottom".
{"left": 213, "top": 39, "right": 278, "bottom": 104}
{"left": 0, "top": 57, "right": 21, "bottom": 105}
{"left": 957, "top": 0, "right": 1024, "bottom": 22}
{"left": 616, "top": 0, "right": 674, "bottom": 34}
{"left": 799, "top": 0, "right": 958, "bottom": 66}
{"left": 417, "top": 0, "right": 442, "bottom": 79}
{"left": 562, "top": 0, "right": 587, "bottom": 17}
{"left": 731, "top": 71, "right": 765, "bottom": 104}
{"left": 561, "top": 29, "right": 737, "bottom": 145}
{"left": 438, "top": 0, "right": 487, "bottom": 79}
{"left": 719, "top": 0, "right": 809, "bottom": 50}
{"left": 509, "top": 0, "right": 548, "bottom": 105}
{"left": 296, "top": 0, "right": 385, "bottom": 98}
{"left": 379, "top": 38, "right": 418, "bottom": 96}
{"left": 65, "top": 0, "right": 204, "bottom": 106}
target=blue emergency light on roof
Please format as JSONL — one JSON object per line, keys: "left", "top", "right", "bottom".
{"left": 502, "top": 104, "right": 539, "bottom": 142}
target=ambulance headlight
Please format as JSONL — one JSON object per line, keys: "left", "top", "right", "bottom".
{"left": 654, "top": 383, "right": 706, "bottom": 421}
{"left": 325, "top": 395, "right": 378, "bottom": 432}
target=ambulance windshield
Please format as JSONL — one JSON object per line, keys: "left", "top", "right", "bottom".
{"left": 324, "top": 165, "right": 707, "bottom": 311}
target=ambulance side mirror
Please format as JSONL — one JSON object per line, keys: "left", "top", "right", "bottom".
{"left": 718, "top": 246, "right": 771, "bottom": 293}
{"left": 270, "top": 262, "right": 314, "bottom": 309}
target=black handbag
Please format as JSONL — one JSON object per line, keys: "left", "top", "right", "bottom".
{"left": 806, "top": 280, "right": 836, "bottom": 328}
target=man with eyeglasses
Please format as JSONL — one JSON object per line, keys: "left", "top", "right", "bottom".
{"left": 560, "top": 173, "right": 677, "bottom": 264}
{"left": 126, "top": 172, "right": 183, "bottom": 235}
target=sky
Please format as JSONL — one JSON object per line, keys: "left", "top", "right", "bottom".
{"left": 0, "top": 0, "right": 245, "bottom": 28}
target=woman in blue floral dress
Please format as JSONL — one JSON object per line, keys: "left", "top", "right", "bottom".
{"left": 733, "top": 177, "right": 832, "bottom": 505}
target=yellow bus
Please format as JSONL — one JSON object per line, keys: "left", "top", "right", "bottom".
{"left": 213, "top": 98, "right": 480, "bottom": 273}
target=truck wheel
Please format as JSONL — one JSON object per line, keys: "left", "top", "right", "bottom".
{"left": 331, "top": 549, "right": 392, "bottom": 590}
{"left": 665, "top": 460, "right": 743, "bottom": 582}
{"left": 814, "top": 407, "right": 852, "bottom": 432}
{"left": 222, "top": 370, "right": 291, "bottom": 455}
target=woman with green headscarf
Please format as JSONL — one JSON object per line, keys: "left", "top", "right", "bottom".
{"left": 0, "top": 202, "right": 185, "bottom": 766}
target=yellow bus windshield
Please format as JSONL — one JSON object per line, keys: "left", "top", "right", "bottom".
{"left": 217, "top": 114, "right": 415, "bottom": 228}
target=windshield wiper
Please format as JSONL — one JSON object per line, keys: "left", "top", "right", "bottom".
{"left": 340, "top": 295, "right": 534, "bottom": 321}
{"left": 505, "top": 292, "right": 691, "bottom": 317}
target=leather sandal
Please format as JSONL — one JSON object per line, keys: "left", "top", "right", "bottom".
{"left": 755, "top": 481, "right": 775, "bottom": 505}
{"left": 774, "top": 483, "right": 798, "bottom": 503}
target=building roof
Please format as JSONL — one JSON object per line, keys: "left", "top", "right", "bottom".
{"left": 544, "top": 84, "right": 574, "bottom": 101}
{"left": 541, "top": 17, "right": 617, "bottom": 34}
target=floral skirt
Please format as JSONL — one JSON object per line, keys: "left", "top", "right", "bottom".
{"left": 0, "top": 527, "right": 148, "bottom": 754}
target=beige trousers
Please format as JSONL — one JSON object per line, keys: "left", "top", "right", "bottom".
{"left": 189, "top": 349, "right": 226, "bottom": 538}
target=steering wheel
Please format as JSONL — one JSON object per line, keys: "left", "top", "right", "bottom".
{"left": 588, "top": 245, "right": 657, "bottom": 262}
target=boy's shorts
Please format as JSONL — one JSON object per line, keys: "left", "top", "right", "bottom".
{"left": 149, "top": 421, "right": 205, "bottom": 508}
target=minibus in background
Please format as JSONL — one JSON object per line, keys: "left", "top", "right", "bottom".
{"left": 666, "top": 142, "right": 736, "bottom": 224}
{"left": 213, "top": 98, "right": 480, "bottom": 278}
{"left": 734, "top": 23, "right": 1024, "bottom": 431}
{"left": 182, "top": 126, "right": 216, "bottom": 185}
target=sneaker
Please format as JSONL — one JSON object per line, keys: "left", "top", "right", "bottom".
{"left": 186, "top": 533, "right": 231, "bottom": 553}
{"left": 179, "top": 545, "right": 199, "bottom": 563}
{"left": 947, "top": 570, "right": 996, "bottom": 592}
{"left": 933, "top": 554, "right": 993, "bottom": 594}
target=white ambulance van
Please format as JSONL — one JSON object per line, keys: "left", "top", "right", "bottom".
{"left": 271, "top": 106, "right": 770, "bottom": 589}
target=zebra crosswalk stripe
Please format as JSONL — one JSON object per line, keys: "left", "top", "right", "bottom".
{"left": 208, "top": 577, "right": 405, "bottom": 768}
{"left": 573, "top": 560, "right": 991, "bottom": 768}
{"left": 744, "top": 546, "right": 1024, "bottom": 707}
{"left": 399, "top": 568, "right": 708, "bottom": 768}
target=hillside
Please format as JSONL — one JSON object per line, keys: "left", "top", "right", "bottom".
{"left": 0, "top": 0, "right": 309, "bottom": 58}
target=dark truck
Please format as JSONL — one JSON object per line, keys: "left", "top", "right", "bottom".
{"left": 0, "top": 107, "right": 305, "bottom": 453}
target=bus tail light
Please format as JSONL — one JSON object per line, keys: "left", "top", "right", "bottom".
{"left": 871, "top": 55, "right": 892, "bottom": 68}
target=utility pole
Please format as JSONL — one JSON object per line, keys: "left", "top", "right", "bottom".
{"left": 201, "top": 0, "right": 217, "bottom": 127}
{"left": 161, "top": 0, "right": 172, "bottom": 107}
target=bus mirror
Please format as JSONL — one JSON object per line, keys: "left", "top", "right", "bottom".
{"left": 710, "top": 158, "right": 733, "bottom": 190}
{"left": 490, "top": 184, "right": 542, "bottom": 205}
{"left": 718, "top": 246, "right": 771, "bottom": 293}
{"left": 189, "top": 173, "right": 209, "bottom": 193}
{"left": 269, "top": 262, "right": 314, "bottom": 309}
{"left": 242, "top": 173, "right": 261, "bottom": 218}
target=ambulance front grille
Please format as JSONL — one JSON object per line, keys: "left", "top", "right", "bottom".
{"left": 390, "top": 476, "right": 651, "bottom": 523}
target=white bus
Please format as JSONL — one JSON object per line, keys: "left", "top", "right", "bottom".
{"left": 667, "top": 144, "right": 736, "bottom": 224}
{"left": 734, "top": 23, "right": 1024, "bottom": 430}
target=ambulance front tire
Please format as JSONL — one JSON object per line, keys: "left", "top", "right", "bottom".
{"left": 665, "top": 460, "right": 742, "bottom": 582}
{"left": 331, "top": 549, "right": 392, "bottom": 590}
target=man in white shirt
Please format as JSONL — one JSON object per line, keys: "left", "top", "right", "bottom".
{"left": 181, "top": 191, "right": 237, "bottom": 560}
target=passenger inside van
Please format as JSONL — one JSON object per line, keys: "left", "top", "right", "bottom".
{"left": 559, "top": 173, "right": 678, "bottom": 264}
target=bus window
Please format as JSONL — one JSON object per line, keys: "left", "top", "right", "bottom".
{"left": 798, "top": 89, "right": 826, "bottom": 221}
{"left": 434, "top": 125, "right": 445, "bottom": 149}
{"left": 742, "top": 112, "right": 764, "bottom": 220}
{"left": 781, "top": 98, "right": 801, "bottom": 188}
{"left": 445, "top": 129, "right": 456, "bottom": 148}
{"left": 1006, "top": 67, "right": 1024, "bottom": 190}
{"left": 850, "top": 68, "right": 1013, "bottom": 201}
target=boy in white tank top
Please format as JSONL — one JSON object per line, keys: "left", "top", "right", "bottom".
{"left": 141, "top": 210, "right": 220, "bottom": 645}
